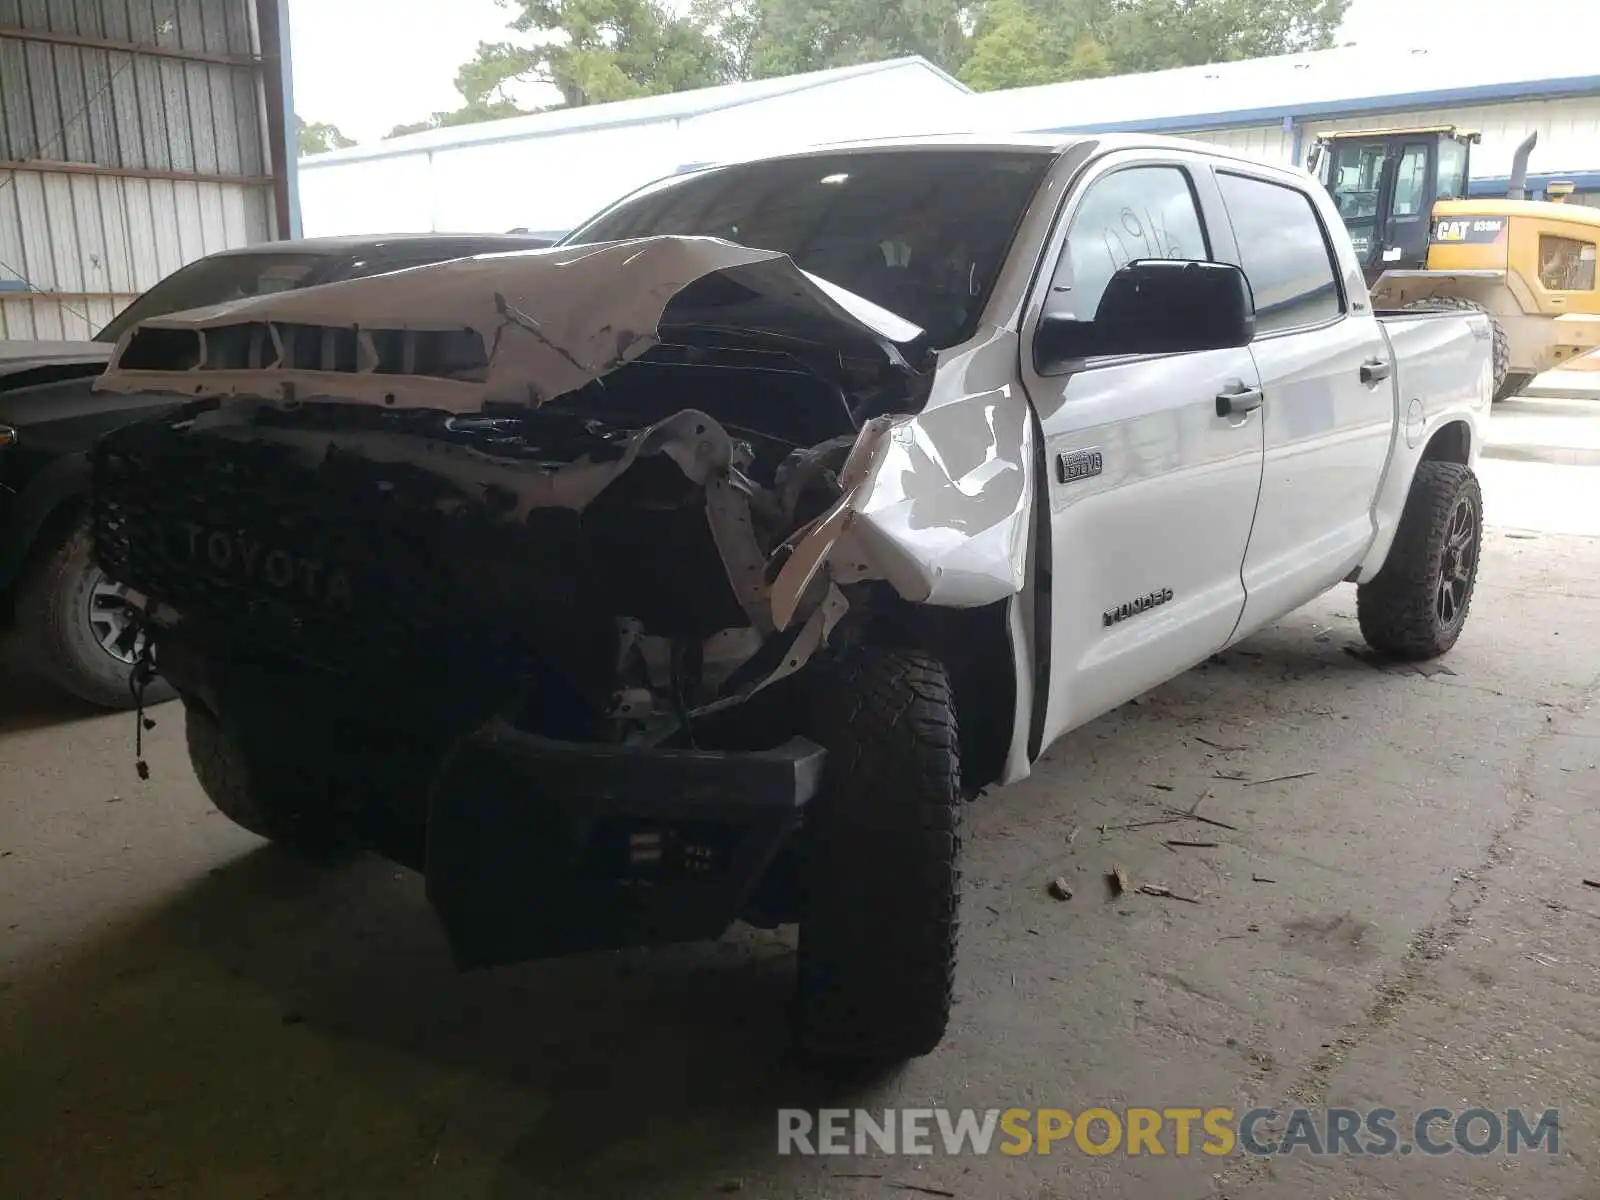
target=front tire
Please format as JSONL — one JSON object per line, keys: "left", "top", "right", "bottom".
{"left": 11, "top": 516, "right": 176, "bottom": 710}
{"left": 794, "top": 646, "right": 963, "bottom": 1066}
{"left": 185, "top": 702, "right": 347, "bottom": 852}
{"left": 1357, "top": 461, "right": 1483, "bottom": 660}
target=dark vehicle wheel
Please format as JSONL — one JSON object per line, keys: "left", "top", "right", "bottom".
{"left": 1357, "top": 461, "right": 1483, "bottom": 661}
{"left": 185, "top": 702, "right": 347, "bottom": 852}
{"left": 12, "top": 517, "right": 176, "bottom": 711}
{"left": 1494, "top": 371, "right": 1534, "bottom": 403}
{"left": 1402, "top": 298, "right": 1509, "bottom": 399}
{"left": 794, "top": 645, "right": 963, "bottom": 1066}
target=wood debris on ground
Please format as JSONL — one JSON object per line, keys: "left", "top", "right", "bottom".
{"left": 1110, "top": 864, "right": 1130, "bottom": 895}
{"left": 1138, "top": 884, "right": 1201, "bottom": 904}
{"left": 1049, "top": 877, "right": 1074, "bottom": 901}
{"left": 1243, "top": 771, "right": 1318, "bottom": 787}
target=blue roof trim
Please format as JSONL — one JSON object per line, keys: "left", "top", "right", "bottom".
{"left": 1470, "top": 171, "right": 1600, "bottom": 194}
{"left": 1036, "top": 72, "right": 1600, "bottom": 136}
{"left": 301, "top": 57, "right": 961, "bottom": 171}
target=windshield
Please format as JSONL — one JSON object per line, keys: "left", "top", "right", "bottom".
{"left": 564, "top": 150, "right": 1054, "bottom": 348}
{"left": 94, "top": 253, "right": 339, "bottom": 344}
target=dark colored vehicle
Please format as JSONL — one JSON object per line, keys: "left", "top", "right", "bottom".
{"left": 0, "top": 233, "right": 553, "bottom": 709}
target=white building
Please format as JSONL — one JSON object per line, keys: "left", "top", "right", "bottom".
{"left": 296, "top": 58, "right": 974, "bottom": 239}
{"left": 966, "top": 35, "right": 1600, "bottom": 204}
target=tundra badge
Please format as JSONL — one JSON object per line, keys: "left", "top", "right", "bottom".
{"left": 1103, "top": 588, "right": 1174, "bottom": 627}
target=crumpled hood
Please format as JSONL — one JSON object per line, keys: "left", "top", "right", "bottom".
{"left": 93, "top": 236, "right": 928, "bottom": 413}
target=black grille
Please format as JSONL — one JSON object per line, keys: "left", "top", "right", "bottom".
{"left": 90, "top": 409, "right": 621, "bottom": 685}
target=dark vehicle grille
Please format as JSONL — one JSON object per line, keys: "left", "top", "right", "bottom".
{"left": 90, "top": 403, "right": 753, "bottom": 722}
{"left": 90, "top": 410, "right": 620, "bottom": 686}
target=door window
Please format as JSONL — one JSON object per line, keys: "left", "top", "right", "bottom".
{"left": 1392, "top": 143, "right": 1431, "bottom": 216}
{"left": 1218, "top": 172, "right": 1344, "bottom": 333}
{"left": 1436, "top": 138, "right": 1470, "bottom": 200}
{"left": 1054, "top": 165, "right": 1210, "bottom": 321}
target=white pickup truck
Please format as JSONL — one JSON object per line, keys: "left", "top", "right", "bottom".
{"left": 87, "top": 134, "right": 1492, "bottom": 1066}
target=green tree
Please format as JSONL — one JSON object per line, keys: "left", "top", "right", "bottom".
{"left": 738, "top": 0, "right": 974, "bottom": 79}
{"left": 450, "top": 0, "right": 733, "bottom": 110}
{"left": 399, "top": 0, "right": 1352, "bottom": 130}
{"left": 961, "top": 0, "right": 1349, "bottom": 91}
{"left": 959, "top": 0, "right": 1111, "bottom": 90}
{"left": 295, "top": 116, "right": 356, "bottom": 156}
{"left": 1101, "top": 0, "right": 1350, "bottom": 71}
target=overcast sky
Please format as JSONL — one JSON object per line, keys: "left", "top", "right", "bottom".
{"left": 286, "top": 0, "right": 1600, "bottom": 144}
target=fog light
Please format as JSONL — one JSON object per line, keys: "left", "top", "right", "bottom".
{"left": 0, "top": 425, "right": 15, "bottom": 447}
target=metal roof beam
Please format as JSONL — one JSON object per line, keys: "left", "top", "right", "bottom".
{"left": 0, "top": 159, "right": 273, "bottom": 187}
{"left": 0, "top": 24, "right": 262, "bottom": 69}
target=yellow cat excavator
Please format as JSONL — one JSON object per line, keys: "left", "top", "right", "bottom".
{"left": 1308, "top": 127, "right": 1600, "bottom": 400}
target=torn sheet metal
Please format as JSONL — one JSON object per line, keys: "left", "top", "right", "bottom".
{"left": 773, "top": 332, "right": 1036, "bottom": 619}
{"left": 93, "top": 236, "right": 927, "bottom": 412}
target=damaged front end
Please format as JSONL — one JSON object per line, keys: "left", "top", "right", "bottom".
{"left": 90, "top": 236, "right": 1035, "bottom": 964}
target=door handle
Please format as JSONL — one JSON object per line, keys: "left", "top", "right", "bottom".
{"left": 1215, "top": 386, "right": 1264, "bottom": 417}
{"left": 1361, "top": 358, "right": 1393, "bottom": 384}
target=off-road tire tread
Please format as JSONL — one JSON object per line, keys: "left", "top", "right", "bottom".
{"left": 795, "top": 645, "right": 962, "bottom": 1065}
{"left": 1402, "top": 297, "right": 1510, "bottom": 398}
{"left": 1494, "top": 371, "right": 1533, "bottom": 403}
{"left": 1357, "top": 461, "right": 1482, "bottom": 661}
{"left": 185, "top": 702, "right": 344, "bottom": 851}
{"left": 12, "top": 518, "right": 175, "bottom": 710}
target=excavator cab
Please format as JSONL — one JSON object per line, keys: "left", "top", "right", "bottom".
{"left": 1308, "top": 126, "right": 1479, "bottom": 281}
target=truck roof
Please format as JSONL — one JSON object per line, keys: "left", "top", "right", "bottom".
{"left": 679, "top": 131, "right": 1313, "bottom": 178}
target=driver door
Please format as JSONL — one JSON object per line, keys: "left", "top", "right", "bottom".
{"left": 1018, "top": 152, "right": 1268, "bottom": 747}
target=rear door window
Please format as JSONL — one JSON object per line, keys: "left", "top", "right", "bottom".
{"left": 1217, "top": 173, "right": 1345, "bottom": 333}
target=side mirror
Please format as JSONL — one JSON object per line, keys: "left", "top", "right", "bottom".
{"left": 1034, "top": 259, "right": 1257, "bottom": 371}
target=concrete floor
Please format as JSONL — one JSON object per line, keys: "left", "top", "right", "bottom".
{"left": 3, "top": 452, "right": 1598, "bottom": 1199}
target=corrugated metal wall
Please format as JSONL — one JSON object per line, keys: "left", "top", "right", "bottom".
{"left": 1185, "top": 123, "right": 1296, "bottom": 165}
{"left": 1192, "top": 96, "right": 1600, "bottom": 177}
{"left": 0, "top": 0, "right": 282, "bottom": 341}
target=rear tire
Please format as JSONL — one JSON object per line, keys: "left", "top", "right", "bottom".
{"left": 1402, "top": 297, "right": 1510, "bottom": 399}
{"left": 11, "top": 516, "right": 176, "bottom": 711}
{"left": 185, "top": 701, "right": 347, "bottom": 852}
{"left": 794, "top": 645, "right": 963, "bottom": 1066}
{"left": 1357, "top": 461, "right": 1483, "bottom": 660}
{"left": 1494, "top": 371, "right": 1534, "bottom": 403}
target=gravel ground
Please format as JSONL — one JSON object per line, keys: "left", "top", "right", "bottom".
{"left": 2, "top": 455, "right": 1597, "bottom": 1200}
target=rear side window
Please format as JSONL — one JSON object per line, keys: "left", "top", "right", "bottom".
{"left": 1538, "top": 235, "right": 1597, "bottom": 292}
{"left": 1218, "top": 172, "right": 1344, "bottom": 334}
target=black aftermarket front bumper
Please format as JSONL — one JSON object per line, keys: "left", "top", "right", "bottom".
{"left": 147, "top": 632, "right": 825, "bottom": 967}
{"left": 426, "top": 721, "right": 824, "bottom": 967}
